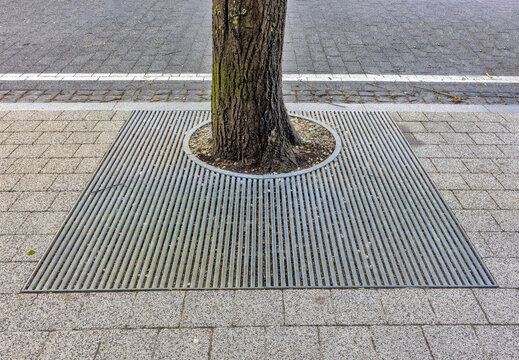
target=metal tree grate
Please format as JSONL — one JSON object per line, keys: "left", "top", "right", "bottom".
{"left": 23, "top": 110, "right": 496, "bottom": 292}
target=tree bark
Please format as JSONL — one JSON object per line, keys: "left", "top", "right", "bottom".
{"left": 211, "top": 0, "right": 301, "bottom": 171}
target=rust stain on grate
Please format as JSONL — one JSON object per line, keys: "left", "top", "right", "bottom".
{"left": 23, "top": 110, "right": 496, "bottom": 292}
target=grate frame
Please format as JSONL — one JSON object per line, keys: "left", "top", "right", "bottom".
{"left": 23, "top": 110, "right": 496, "bottom": 292}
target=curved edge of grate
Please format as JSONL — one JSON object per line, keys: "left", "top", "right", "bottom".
{"left": 22, "top": 110, "right": 497, "bottom": 292}
{"left": 183, "top": 114, "right": 343, "bottom": 179}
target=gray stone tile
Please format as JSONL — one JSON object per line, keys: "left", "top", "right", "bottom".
{"left": 85, "top": 111, "right": 115, "bottom": 121}
{"left": 0, "top": 262, "right": 33, "bottom": 293}
{"left": 9, "top": 191, "right": 57, "bottom": 211}
{"left": 469, "top": 145, "right": 506, "bottom": 159}
{"left": 441, "top": 133, "right": 474, "bottom": 145}
{"left": 29, "top": 112, "right": 62, "bottom": 121}
{"left": 483, "top": 232, "right": 519, "bottom": 257}
{"left": 0, "top": 146, "right": 18, "bottom": 160}
{"left": 64, "top": 120, "right": 99, "bottom": 132}
{"left": 5, "top": 120, "right": 41, "bottom": 132}
{"left": 18, "top": 211, "right": 67, "bottom": 235}
{"left": 498, "top": 144, "right": 519, "bottom": 157}
{"left": 96, "top": 131, "right": 119, "bottom": 144}
{"left": 372, "top": 325, "right": 432, "bottom": 360}
{"left": 432, "top": 158, "right": 468, "bottom": 173}
{"left": 64, "top": 131, "right": 100, "bottom": 144}
{"left": 41, "top": 158, "right": 81, "bottom": 173}
{"left": 429, "top": 173, "right": 468, "bottom": 190}
{"left": 489, "top": 191, "right": 519, "bottom": 210}
{"left": 398, "top": 112, "right": 428, "bottom": 122}
{"left": 211, "top": 327, "right": 265, "bottom": 360}
{"left": 484, "top": 258, "right": 519, "bottom": 288}
{"left": 474, "top": 289, "right": 519, "bottom": 324}
{"left": 0, "top": 293, "right": 36, "bottom": 331}
{"left": 427, "top": 289, "right": 487, "bottom": 324}
{"left": 93, "top": 120, "right": 125, "bottom": 132}
{"left": 419, "top": 158, "right": 438, "bottom": 173}
{"left": 40, "top": 330, "right": 103, "bottom": 360}
{"left": 233, "top": 290, "right": 283, "bottom": 326}
{"left": 450, "top": 122, "right": 481, "bottom": 133}
{"left": 0, "top": 211, "right": 28, "bottom": 234}
{"left": 476, "top": 325, "right": 519, "bottom": 360}
{"left": 9, "top": 144, "right": 48, "bottom": 158}
{"left": 470, "top": 133, "right": 504, "bottom": 145}
{"left": 97, "top": 329, "right": 158, "bottom": 360}
{"left": 12, "top": 234, "right": 52, "bottom": 262}
{"left": 454, "top": 210, "right": 500, "bottom": 232}
{"left": 475, "top": 113, "right": 506, "bottom": 122}
{"left": 423, "top": 121, "right": 453, "bottom": 133}
{"left": 49, "top": 191, "right": 81, "bottom": 211}
{"left": 397, "top": 121, "right": 426, "bottom": 133}
{"left": 462, "top": 173, "right": 503, "bottom": 190}
{"left": 0, "top": 235, "right": 22, "bottom": 261}
{"left": 74, "top": 292, "right": 135, "bottom": 329}
{"left": 439, "top": 190, "right": 463, "bottom": 209}
{"left": 423, "top": 325, "right": 485, "bottom": 360}
{"left": 491, "top": 210, "right": 519, "bottom": 232}
{"left": 265, "top": 326, "right": 320, "bottom": 360}
{"left": 0, "top": 331, "right": 48, "bottom": 360}
{"left": 35, "top": 120, "right": 69, "bottom": 132}
{"left": 155, "top": 329, "right": 211, "bottom": 360}
{"left": 463, "top": 159, "right": 501, "bottom": 173}
{"left": 284, "top": 289, "right": 335, "bottom": 325}
{"left": 494, "top": 158, "right": 519, "bottom": 174}
{"left": 42, "top": 144, "right": 80, "bottom": 158}
{"left": 34, "top": 131, "right": 71, "bottom": 145}
{"left": 3, "top": 132, "right": 41, "bottom": 145}
{"left": 13, "top": 173, "right": 56, "bottom": 191}
{"left": 466, "top": 232, "right": 494, "bottom": 258}
{"left": 0, "top": 173, "right": 21, "bottom": 191}
{"left": 129, "top": 291, "right": 184, "bottom": 328}
{"left": 412, "top": 145, "right": 445, "bottom": 158}
{"left": 320, "top": 326, "right": 376, "bottom": 360}
{"left": 112, "top": 111, "right": 131, "bottom": 122}
{"left": 454, "top": 190, "right": 498, "bottom": 210}
{"left": 332, "top": 289, "right": 386, "bottom": 325}
{"left": 181, "top": 291, "right": 234, "bottom": 327}
{"left": 25, "top": 293, "right": 84, "bottom": 331}
{"left": 495, "top": 174, "right": 519, "bottom": 190}
{"left": 50, "top": 173, "right": 91, "bottom": 191}
{"left": 56, "top": 111, "right": 90, "bottom": 121}
{"left": 0, "top": 158, "right": 16, "bottom": 172}
{"left": 75, "top": 157, "right": 101, "bottom": 173}
{"left": 0, "top": 192, "right": 18, "bottom": 211}
{"left": 414, "top": 133, "right": 447, "bottom": 145}
{"left": 6, "top": 158, "right": 48, "bottom": 174}
{"left": 74, "top": 143, "right": 111, "bottom": 158}
{"left": 379, "top": 289, "right": 436, "bottom": 325}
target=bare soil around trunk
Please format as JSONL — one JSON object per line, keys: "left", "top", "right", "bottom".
{"left": 189, "top": 117, "right": 336, "bottom": 175}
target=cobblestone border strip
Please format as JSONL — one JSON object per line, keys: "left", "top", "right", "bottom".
{"left": 1, "top": 73, "right": 519, "bottom": 83}
{"left": 0, "top": 102, "right": 519, "bottom": 113}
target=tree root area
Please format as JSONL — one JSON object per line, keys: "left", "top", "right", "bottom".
{"left": 189, "top": 117, "right": 336, "bottom": 175}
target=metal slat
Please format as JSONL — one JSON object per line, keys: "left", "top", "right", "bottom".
{"left": 23, "top": 110, "right": 497, "bottom": 292}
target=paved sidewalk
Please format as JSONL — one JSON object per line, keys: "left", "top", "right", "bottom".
{"left": 0, "top": 0, "right": 518, "bottom": 104}
{"left": 0, "top": 107, "right": 518, "bottom": 359}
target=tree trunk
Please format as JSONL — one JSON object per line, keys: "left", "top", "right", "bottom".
{"left": 211, "top": 0, "right": 301, "bottom": 171}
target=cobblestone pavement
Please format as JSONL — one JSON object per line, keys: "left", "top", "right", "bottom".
{"left": 0, "top": 109, "right": 518, "bottom": 359}
{"left": 0, "top": 0, "right": 518, "bottom": 103}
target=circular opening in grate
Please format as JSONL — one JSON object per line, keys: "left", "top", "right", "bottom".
{"left": 183, "top": 114, "right": 342, "bottom": 179}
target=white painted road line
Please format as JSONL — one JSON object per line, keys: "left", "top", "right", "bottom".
{"left": 1, "top": 102, "right": 518, "bottom": 113}
{"left": 0, "top": 73, "right": 518, "bottom": 83}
